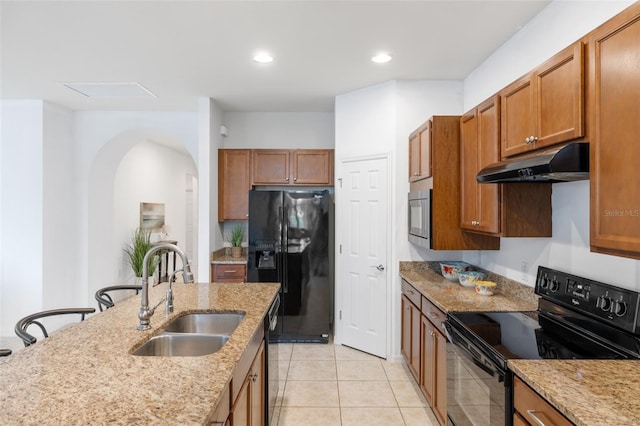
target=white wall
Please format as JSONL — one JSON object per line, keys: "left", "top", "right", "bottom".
{"left": 222, "top": 112, "right": 334, "bottom": 149}
{"left": 113, "top": 140, "right": 197, "bottom": 284}
{"left": 42, "top": 102, "right": 78, "bottom": 310}
{"left": 200, "top": 98, "right": 226, "bottom": 282}
{"left": 0, "top": 100, "right": 45, "bottom": 336}
{"left": 462, "top": 0, "right": 640, "bottom": 290}
{"left": 334, "top": 80, "right": 464, "bottom": 359}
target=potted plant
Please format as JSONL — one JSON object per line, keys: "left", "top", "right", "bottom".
{"left": 123, "top": 227, "right": 159, "bottom": 280}
{"left": 229, "top": 225, "right": 245, "bottom": 258}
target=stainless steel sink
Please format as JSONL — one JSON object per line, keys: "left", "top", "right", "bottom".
{"left": 163, "top": 312, "right": 246, "bottom": 335}
{"left": 132, "top": 334, "right": 230, "bottom": 357}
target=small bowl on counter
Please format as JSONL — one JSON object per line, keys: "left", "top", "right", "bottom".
{"left": 474, "top": 281, "right": 497, "bottom": 296}
{"left": 458, "top": 271, "right": 486, "bottom": 287}
{"left": 440, "top": 261, "right": 472, "bottom": 281}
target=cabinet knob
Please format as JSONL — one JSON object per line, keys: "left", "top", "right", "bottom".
{"left": 294, "top": 177, "right": 297, "bottom": 181}
{"left": 285, "top": 178, "right": 289, "bottom": 181}
{"left": 414, "top": 173, "right": 419, "bottom": 176}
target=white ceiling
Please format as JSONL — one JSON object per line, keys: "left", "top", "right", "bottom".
{"left": 1, "top": 0, "right": 551, "bottom": 112}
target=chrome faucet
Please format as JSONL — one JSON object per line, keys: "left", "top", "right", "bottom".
{"left": 137, "top": 243, "right": 194, "bottom": 331}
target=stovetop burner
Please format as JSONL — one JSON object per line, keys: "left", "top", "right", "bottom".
{"left": 447, "top": 266, "right": 640, "bottom": 368}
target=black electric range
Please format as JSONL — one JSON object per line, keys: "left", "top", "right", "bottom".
{"left": 445, "top": 266, "right": 640, "bottom": 426}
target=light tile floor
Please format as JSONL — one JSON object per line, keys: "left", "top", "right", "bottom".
{"left": 273, "top": 342, "right": 440, "bottom": 426}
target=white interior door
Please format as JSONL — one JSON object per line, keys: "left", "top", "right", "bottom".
{"left": 337, "top": 156, "right": 389, "bottom": 358}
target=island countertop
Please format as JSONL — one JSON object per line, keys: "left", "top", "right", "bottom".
{"left": 0, "top": 282, "right": 280, "bottom": 425}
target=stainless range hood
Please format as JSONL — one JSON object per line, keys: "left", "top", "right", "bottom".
{"left": 476, "top": 142, "right": 589, "bottom": 183}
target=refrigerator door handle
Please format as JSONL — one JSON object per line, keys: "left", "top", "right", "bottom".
{"left": 282, "top": 204, "right": 288, "bottom": 294}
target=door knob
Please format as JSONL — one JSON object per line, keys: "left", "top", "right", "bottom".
{"left": 372, "top": 264, "right": 385, "bottom": 272}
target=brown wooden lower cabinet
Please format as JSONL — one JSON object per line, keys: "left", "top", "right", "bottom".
{"left": 212, "top": 263, "right": 247, "bottom": 283}
{"left": 420, "top": 296, "right": 447, "bottom": 426}
{"left": 226, "top": 325, "right": 265, "bottom": 426}
{"left": 514, "top": 376, "right": 572, "bottom": 426}
{"left": 230, "top": 340, "right": 265, "bottom": 426}
{"left": 401, "top": 281, "right": 447, "bottom": 425}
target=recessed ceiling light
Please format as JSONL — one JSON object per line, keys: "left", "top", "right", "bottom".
{"left": 372, "top": 53, "right": 392, "bottom": 64}
{"left": 253, "top": 53, "right": 274, "bottom": 64}
{"left": 63, "top": 82, "right": 156, "bottom": 98}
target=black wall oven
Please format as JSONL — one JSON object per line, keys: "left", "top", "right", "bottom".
{"left": 445, "top": 266, "right": 640, "bottom": 426}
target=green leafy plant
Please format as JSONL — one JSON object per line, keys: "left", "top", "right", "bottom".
{"left": 123, "top": 227, "right": 159, "bottom": 278}
{"left": 229, "top": 225, "right": 245, "bottom": 247}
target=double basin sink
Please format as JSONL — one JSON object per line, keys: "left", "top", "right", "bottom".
{"left": 132, "top": 312, "right": 245, "bottom": 357}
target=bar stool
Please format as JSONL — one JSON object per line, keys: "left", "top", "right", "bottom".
{"left": 95, "top": 285, "right": 142, "bottom": 311}
{"left": 15, "top": 308, "right": 96, "bottom": 347}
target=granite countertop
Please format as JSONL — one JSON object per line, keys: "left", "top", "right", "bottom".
{"left": 0, "top": 282, "right": 280, "bottom": 425}
{"left": 399, "top": 261, "right": 538, "bottom": 312}
{"left": 509, "top": 359, "right": 640, "bottom": 426}
{"left": 211, "top": 254, "right": 248, "bottom": 265}
{"left": 211, "top": 248, "right": 247, "bottom": 264}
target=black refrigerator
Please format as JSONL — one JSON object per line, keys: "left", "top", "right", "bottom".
{"left": 248, "top": 190, "right": 334, "bottom": 343}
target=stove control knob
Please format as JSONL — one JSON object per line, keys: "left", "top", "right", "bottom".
{"left": 540, "top": 277, "right": 549, "bottom": 289}
{"left": 614, "top": 301, "right": 627, "bottom": 317}
{"left": 549, "top": 279, "right": 559, "bottom": 292}
{"left": 599, "top": 296, "right": 612, "bottom": 312}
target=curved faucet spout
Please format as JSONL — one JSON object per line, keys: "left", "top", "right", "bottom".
{"left": 137, "top": 243, "right": 194, "bottom": 331}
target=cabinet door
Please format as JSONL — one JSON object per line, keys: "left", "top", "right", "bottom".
{"left": 292, "top": 150, "right": 332, "bottom": 185}
{"left": 461, "top": 97, "right": 500, "bottom": 235}
{"left": 501, "top": 75, "right": 535, "bottom": 158}
{"left": 250, "top": 343, "right": 265, "bottom": 426}
{"left": 534, "top": 41, "right": 584, "bottom": 149}
{"left": 476, "top": 96, "right": 501, "bottom": 234}
{"left": 589, "top": 4, "right": 640, "bottom": 259}
{"left": 433, "top": 328, "right": 447, "bottom": 426}
{"left": 410, "top": 301, "right": 421, "bottom": 381}
{"left": 218, "top": 150, "right": 251, "bottom": 221}
{"left": 253, "top": 150, "right": 290, "bottom": 185}
{"left": 419, "top": 315, "right": 435, "bottom": 406}
{"left": 401, "top": 296, "right": 411, "bottom": 364}
{"left": 419, "top": 123, "right": 432, "bottom": 179}
{"left": 408, "top": 130, "right": 421, "bottom": 181}
{"left": 460, "top": 110, "right": 479, "bottom": 230}
{"left": 409, "top": 122, "right": 431, "bottom": 182}
{"left": 231, "top": 377, "right": 250, "bottom": 426}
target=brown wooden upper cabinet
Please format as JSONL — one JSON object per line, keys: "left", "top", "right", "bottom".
{"left": 408, "top": 121, "right": 431, "bottom": 182}
{"left": 252, "top": 149, "right": 333, "bottom": 186}
{"left": 460, "top": 95, "right": 501, "bottom": 235}
{"left": 588, "top": 2, "right": 640, "bottom": 260}
{"left": 460, "top": 96, "right": 552, "bottom": 237}
{"left": 218, "top": 149, "right": 252, "bottom": 222}
{"left": 501, "top": 41, "right": 584, "bottom": 158}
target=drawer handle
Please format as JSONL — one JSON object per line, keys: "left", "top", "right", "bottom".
{"left": 526, "top": 410, "right": 548, "bottom": 426}
{"left": 406, "top": 289, "right": 414, "bottom": 295}
{"left": 223, "top": 270, "right": 236, "bottom": 273}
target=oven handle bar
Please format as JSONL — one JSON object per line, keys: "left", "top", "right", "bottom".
{"left": 444, "top": 321, "right": 505, "bottom": 381}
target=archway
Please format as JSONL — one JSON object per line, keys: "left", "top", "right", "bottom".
{"left": 86, "top": 129, "right": 197, "bottom": 302}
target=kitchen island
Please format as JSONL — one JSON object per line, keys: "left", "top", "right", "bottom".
{"left": 0, "top": 282, "right": 280, "bottom": 425}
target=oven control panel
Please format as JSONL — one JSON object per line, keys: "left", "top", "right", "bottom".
{"left": 536, "top": 266, "right": 640, "bottom": 334}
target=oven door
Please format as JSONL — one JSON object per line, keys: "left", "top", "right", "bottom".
{"left": 445, "top": 321, "right": 512, "bottom": 426}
